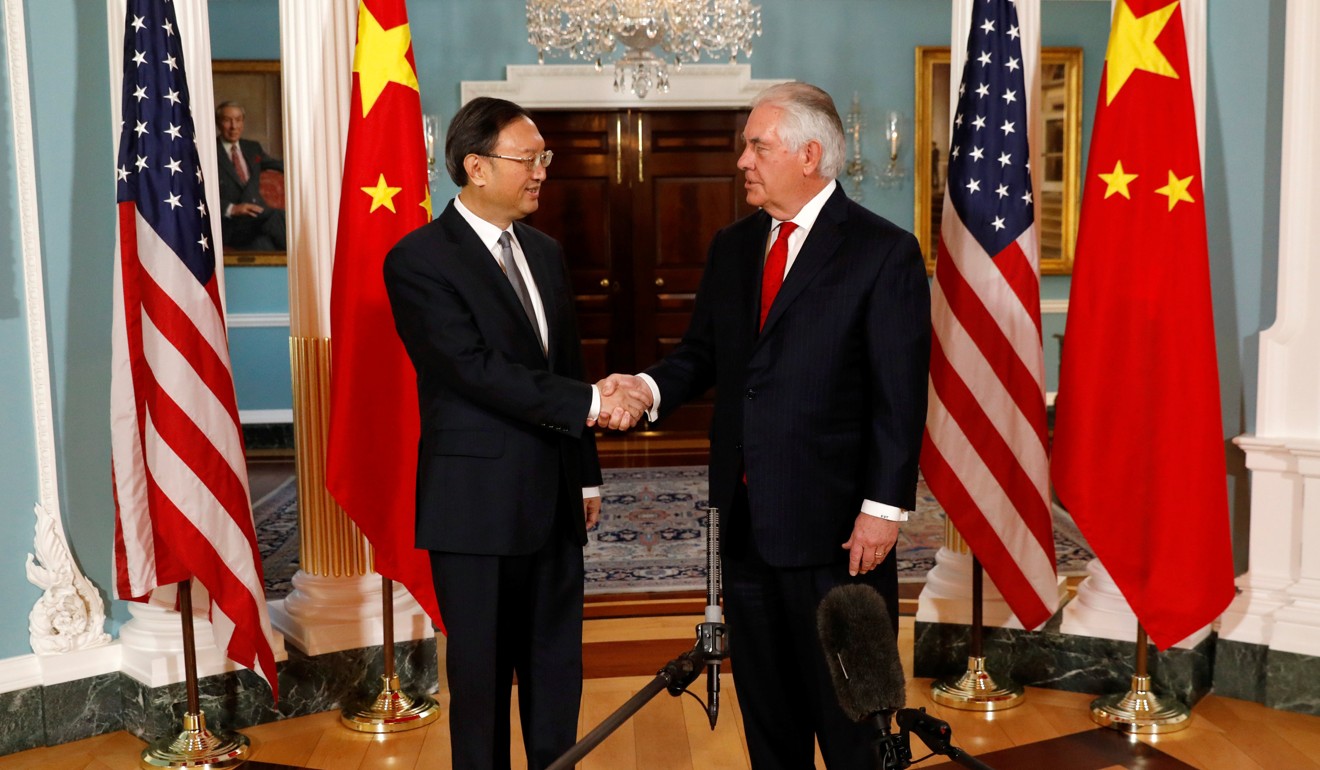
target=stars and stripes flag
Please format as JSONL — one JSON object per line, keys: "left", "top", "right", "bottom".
{"left": 1052, "top": 0, "right": 1233, "bottom": 650}
{"left": 326, "top": 0, "right": 441, "bottom": 626}
{"left": 921, "top": 0, "right": 1058, "bottom": 630}
{"left": 110, "top": 0, "right": 279, "bottom": 697}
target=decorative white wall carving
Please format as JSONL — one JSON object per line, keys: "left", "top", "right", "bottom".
{"left": 6, "top": 0, "right": 111, "bottom": 656}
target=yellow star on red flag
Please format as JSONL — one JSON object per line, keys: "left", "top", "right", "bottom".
{"left": 1099, "top": 160, "right": 1139, "bottom": 199}
{"left": 1154, "top": 170, "right": 1195, "bottom": 211}
{"left": 1104, "top": 0, "right": 1181, "bottom": 105}
{"left": 353, "top": 2, "right": 419, "bottom": 117}
{"left": 361, "top": 173, "right": 403, "bottom": 213}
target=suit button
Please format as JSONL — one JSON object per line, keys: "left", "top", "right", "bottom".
{"left": 735, "top": 443, "right": 743, "bottom": 451}
{"left": 745, "top": 388, "right": 756, "bottom": 399}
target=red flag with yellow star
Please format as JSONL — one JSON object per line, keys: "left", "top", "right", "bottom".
{"left": 1051, "top": 0, "right": 1233, "bottom": 650}
{"left": 327, "top": 0, "right": 440, "bottom": 626}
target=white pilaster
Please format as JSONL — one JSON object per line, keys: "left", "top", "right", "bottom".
{"left": 269, "top": 574, "right": 432, "bottom": 657}
{"left": 1060, "top": 559, "right": 1209, "bottom": 650}
{"left": 915, "top": 548, "right": 1028, "bottom": 629}
{"left": 1223, "top": 0, "right": 1320, "bottom": 653}
{"left": 1219, "top": 437, "right": 1300, "bottom": 644}
{"left": 118, "top": 587, "right": 288, "bottom": 688}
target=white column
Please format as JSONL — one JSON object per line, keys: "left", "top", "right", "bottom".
{"left": 1220, "top": 0, "right": 1320, "bottom": 651}
{"left": 916, "top": 547, "right": 1032, "bottom": 629}
{"left": 272, "top": 0, "right": 432, "bottom": 654}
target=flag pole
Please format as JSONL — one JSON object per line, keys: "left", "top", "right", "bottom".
{"left": 930, "top": 556, "right": 1024, "bottom": 711}
{"left": 1089, "top": 623, "right": 1190, "bottom": 733}
{"left": 140, "top": 580, "right": 251, "bottom": 768}
{"left": 340, "top": 577, "right": 441, "bottom": 733}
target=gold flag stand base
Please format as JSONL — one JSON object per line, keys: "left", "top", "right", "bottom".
{"left": 341, "top": 672, "right": 442, "bottom": 733}
{"left": 931, "top": 655, "right": 1025, "bottom": 712}
{"left": 1090, "top": 673, "right": 1190, "bottom": 734}
{"left": 139, "top": 709, "right": 250, "bottom": 769}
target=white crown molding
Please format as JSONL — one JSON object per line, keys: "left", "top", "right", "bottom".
{"left": 463, "top": 63, "right": 786, "bottom": 110}
{"left": 1039, "top": 299, "right": 1069, "bottom": 314}
{"left": 6, "top": 0, "right": 112, "bottom": 657}
{"left": 227, "top": 312, "right": 291, "bottom": 329}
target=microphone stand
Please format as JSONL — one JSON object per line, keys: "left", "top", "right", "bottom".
{"left": 895, "top": 708, "right": 997, "bottom": 770}
{"left": 546, "top": 508, "right": 729, "bottom": 770}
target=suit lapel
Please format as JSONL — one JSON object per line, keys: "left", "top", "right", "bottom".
{"left": 744, "top": 213, "right": 773, "bottom": 338}
{"left": 440, "top": 205, "right": 547, "bottom": 362}
{"left": 515, "top": 222, "right": 557, "bottom": 363}
{"left": 757, "top": 186, "right": 847, "bottom": 339}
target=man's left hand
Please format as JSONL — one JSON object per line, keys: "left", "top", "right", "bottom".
{"left": 842, "top": 514, "right": 900, "bottom": 576}
{"left": 584, "top": 496, "right": 601, "bottom": 530}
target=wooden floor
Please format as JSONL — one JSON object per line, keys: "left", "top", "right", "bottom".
{"left": 5, "top": 615, "right": 1319, "bottom": 770}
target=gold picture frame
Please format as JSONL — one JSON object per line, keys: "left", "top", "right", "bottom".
{"left": 213, "top": 60, "right": 286, "bottom": 267}
{"left": 914, "top": 46, "right": 1083, "bottom": 275}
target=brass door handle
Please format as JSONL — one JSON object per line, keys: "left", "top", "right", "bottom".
{"left": 600, "top": 278, "right": 612, "bottom": 289}
{"left": 654, "top": 277, "right": 665, "bottom": 288}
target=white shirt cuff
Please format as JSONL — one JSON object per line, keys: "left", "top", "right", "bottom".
{"left": 588, "top": 384, "right": 601, "bottom": 422}
{"left": 860, "top": 500, "right": 909, "bottom": 522}
{"left": 636, "top": 373, "right": 662, "bottom": 422}
{"left": 582, "top": 487, "right": 600, "bottom": 499}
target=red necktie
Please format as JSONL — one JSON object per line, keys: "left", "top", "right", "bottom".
{"left": 759, "top": 221, "right": 798, "bottom": 330}
{"left": 231, "top": 143, "right": 249, "bottom": 184}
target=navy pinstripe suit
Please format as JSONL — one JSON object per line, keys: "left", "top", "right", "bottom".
{"left": 644, "top": 183, "right": 931, "bottom": 768}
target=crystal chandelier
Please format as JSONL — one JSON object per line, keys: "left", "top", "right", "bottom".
{"left": 526, "top": 0, "right": 763, "bottom": 99}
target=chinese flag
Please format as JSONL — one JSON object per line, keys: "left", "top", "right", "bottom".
{"left": 327, "top": 0, "right": 440, "bottom": 626}
{"left": 1051, "top": 0, "right": 1233, "bottom": 650}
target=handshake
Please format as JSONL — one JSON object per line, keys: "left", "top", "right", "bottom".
{"left": 588, "top": 373, "right": 654, "bottom": 431}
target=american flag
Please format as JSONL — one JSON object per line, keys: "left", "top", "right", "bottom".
{"left": 920, "top": 0, "right": 1058, "bottom": 630}
{"left": 110, "top": 0, "right": 278, "bottom": 697}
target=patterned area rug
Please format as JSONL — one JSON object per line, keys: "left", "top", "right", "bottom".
{"left": 252, "top": 478, "right": 299, "bottom": 600}
{"left": 252, "top": 466, "right": 1095, "bottom": 599}
{"left": 585, "top": 466, "right": 1094, "bottom": 595}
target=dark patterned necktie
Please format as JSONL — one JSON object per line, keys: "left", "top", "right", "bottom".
{"left": 498, "top": 231, "right": 544, "bottom": 353}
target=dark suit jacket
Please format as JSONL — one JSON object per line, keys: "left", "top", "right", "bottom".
{"left": 384, "top": 201, "right": 602, "bottom": 556}
{"left": 216, "top": 137, "right": 282, "bottom": 211}
{"left": 645, "top": 184, "right": 931, "bottom": 568}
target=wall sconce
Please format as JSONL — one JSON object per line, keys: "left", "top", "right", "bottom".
{"left": 844, "top": 96, "right": 908, "bottom": 200}
{"left": 877, "top": 109, "right": 906, "bottom": 190}
{"left": 844, "top": 93, "right": 870, "bottom": 201}
{"left": 423, "top": 114, "right": 443, "bottom": 184}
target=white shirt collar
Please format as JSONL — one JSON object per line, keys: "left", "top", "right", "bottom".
{"left": 770, "top": 179, "right": 836, "bottom": 236}
{"left": 453, "top": 194, "right": 514, "bottom": 253}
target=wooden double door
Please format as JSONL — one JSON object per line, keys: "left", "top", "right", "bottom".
{"left": 525, "top": 109, "right": 754, "bottom": 433}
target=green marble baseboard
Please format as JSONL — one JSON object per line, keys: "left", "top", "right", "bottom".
{"left": 913, "top": 620, "right": 1214, "bottom": 708}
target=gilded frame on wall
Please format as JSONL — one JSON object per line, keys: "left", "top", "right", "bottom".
{"left": 213, "top": 59, "right": 286, "bottom": 267}
{"left": 914, "top": 46, "right": 1083, "bottom": 275}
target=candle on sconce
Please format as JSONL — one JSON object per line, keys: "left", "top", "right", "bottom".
{"left": 886, "top": 111, "right": 900, "bottom": 162}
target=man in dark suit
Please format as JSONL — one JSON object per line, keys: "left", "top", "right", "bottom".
{"left": 602, "top": 82, "right": 931, "bottom": 768}
{"left": 383, "top": 97, "right": 646, "bottom": 770}
{"left": 215, "top": 101, "right": 286, "bottom": 250}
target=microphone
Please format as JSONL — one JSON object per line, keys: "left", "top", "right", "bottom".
{"left": 817, "top": 584, "right": 998, "bottom": 770}
{"left": 817, "top": 584, "right": 907, "bottom": 722}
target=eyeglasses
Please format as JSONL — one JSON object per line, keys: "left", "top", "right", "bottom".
{"left": 481, "top": 150, "right": 554, "bottom": 171}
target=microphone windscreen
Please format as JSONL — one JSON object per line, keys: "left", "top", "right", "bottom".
{"left": 817, "top": 584, "right": 906, "bottom": 721}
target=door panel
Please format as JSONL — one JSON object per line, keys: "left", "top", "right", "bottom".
{"left": 528, "top": 108, "right": 751, "bottom": 436}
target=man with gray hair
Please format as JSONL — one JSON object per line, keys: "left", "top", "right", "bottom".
{"left": 601, "top": 81, "right": 930, "bottom": 767}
